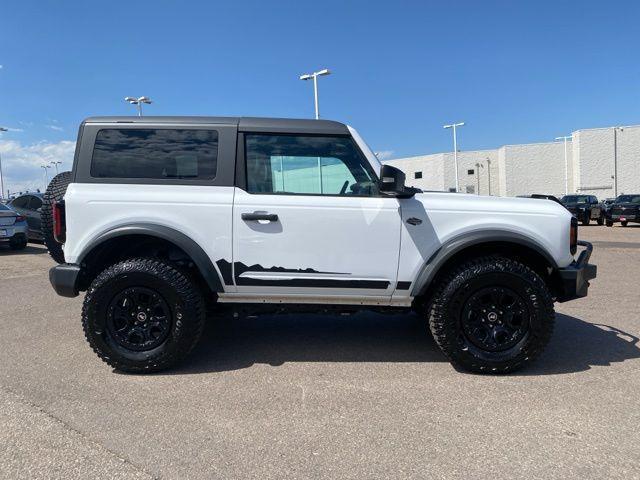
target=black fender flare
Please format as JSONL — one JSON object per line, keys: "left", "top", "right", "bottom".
{"left": 411, "top": 230, "right": 559, "bottom": 297}
{"left": 77, "top": 223, "right": 224, "bottom": 292}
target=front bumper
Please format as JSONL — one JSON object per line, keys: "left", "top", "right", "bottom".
{"left": 49, "top": 264, "right": 81, "bottom": 298}
{"left": 556, "top": 240, "right": 597, "bottom": 302}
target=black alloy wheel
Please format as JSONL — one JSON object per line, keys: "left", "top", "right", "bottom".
{"left": 106, "top": 287, "right": 172, "bottom": 352}
{"left": 460, "top": 286, "right": 530, "bottom": 353}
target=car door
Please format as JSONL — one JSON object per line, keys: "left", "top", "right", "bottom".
{"left": 231, "top": 132, "right": 402, "bottom": 302}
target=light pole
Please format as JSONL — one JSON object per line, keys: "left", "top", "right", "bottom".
{"left": 486, "top": 158, "right": 492, "bottom": 195}
{"left": 300, "top": 69, "right": 331, "bottom": 193}
{"left": 124, "top": 96, "right": 152, "bottom": 116}
{"left": 50, "top": 160, "right": 62, "bottom": 175}
{"left": 0, "top": 127, "right": 7, "bottom": 200}
{"left": 613, "top": 126, "right": 623, "bottom": 198}
{"left": 299, "top": 69, "right": 331, "bottom": 120}
{"left": 41, "top": 165, "right": 51, "bottom": 189}
{"left": 475, "top": 162, "right": 483, "bottom": 195}
{"left": 443, "top": 122, "right": 465, "bottom": 192}
{"left": 554, "top": 135, "right": 571, "bottom": 195}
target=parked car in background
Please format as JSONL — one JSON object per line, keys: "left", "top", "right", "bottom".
{"left": 605, "top": 194, "right": 640, "bottom": 227}
{"left": 9, "top": 193, "right": 44, "bottom": 241}
{"left": 601, "top": 198, "right": 616, "bottom": 215}
{"left": 0, "top": 203, "right": 28, "bottom": 250}
{"left": 559, "top": 194, "right": 604, "bottom": 225}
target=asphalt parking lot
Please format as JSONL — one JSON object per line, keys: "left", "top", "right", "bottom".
{"left": 1, "top": 225, "right": 639, "bottom": 479}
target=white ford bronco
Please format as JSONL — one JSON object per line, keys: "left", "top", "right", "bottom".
{"left": 46, "top": 116, "right": 596, "bottom": 374}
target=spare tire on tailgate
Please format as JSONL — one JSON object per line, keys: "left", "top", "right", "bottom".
{"left": 41, "top": 171, "right": 72, "bottom": 264}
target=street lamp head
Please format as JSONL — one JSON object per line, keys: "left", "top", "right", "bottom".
{"left": 138, "top": 96, "right": 152, "bottom": 104}
{"left": 0, "top": 127, "right": 8, "bottom": 132}
{"left": 124, "top": 96, "right": 138, "bottom": 103}
{"left": 316, "top": 69, "right": 330, "bottom": 76}
{"left": 299, "top": 74, "right": 313, "bottom": 81}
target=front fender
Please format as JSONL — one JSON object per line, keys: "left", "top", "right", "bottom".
{"left": 411, "top": 230, "right": 559, "bottom": 297}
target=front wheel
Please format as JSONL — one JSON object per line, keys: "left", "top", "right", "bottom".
{"left": 621, "top": 221, "right": 628, "bottom": 227}
{"left": 606, "top": 219, "right": 614, "bottom": 227}
{"left": 597, "top": 216, "right": 604, "bottom": 226}
{"left": 82, "top": 258, "right": 206, "bottom": 373}
{"left": 428, "top": 256, "right": 555, "bottom": 374}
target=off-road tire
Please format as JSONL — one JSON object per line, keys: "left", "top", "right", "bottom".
{"left": 597, "top": 216, "right": 604, "bottom": 226}
{"left": 41, "top": 171, "right": 72, "bottom": 264}
{"left": 82, "top": 258, "right": 206, "bottom": 373}
{"left": 581, "top": 214, "right": 590, "bottom": 226}
{"left": 428, "top": 256, "right": 555, "bottom": 374}
{"left": 621, "top": 221, "right": 628, "bottom": 227}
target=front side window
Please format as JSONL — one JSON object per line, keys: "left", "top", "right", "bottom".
{"left": 91, "top": 129, "right": 218, "bottom": 180}
{"left": 245, "top": 134, "right": 378, "bottom": 196}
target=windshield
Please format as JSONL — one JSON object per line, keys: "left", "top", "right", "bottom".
{"left": 561, "top": 195, "right": 589, "bottom": 204}
{"left": 615, "top": 195, "right": 640, "bottom": 204}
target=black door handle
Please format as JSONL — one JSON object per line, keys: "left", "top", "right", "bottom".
{"left": 241, "top": 212, "right": 279, "bottom": 222}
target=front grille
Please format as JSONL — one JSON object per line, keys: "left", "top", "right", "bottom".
{"left": 0, "top": 217, "right": 16, "bottom": 226}
{"left": 611, "top": 207, "right": 639, "bottom": 216}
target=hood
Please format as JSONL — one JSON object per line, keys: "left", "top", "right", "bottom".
{"left": 412, "top": 192, "right": 571, "bottom": 217}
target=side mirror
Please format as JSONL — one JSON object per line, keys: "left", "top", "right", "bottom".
{"left": 379, "top": 165, "right": 411, "bottom": 197}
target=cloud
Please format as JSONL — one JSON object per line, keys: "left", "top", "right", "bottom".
{"left": 46, "top": 125, "right": 64, "bottom": 132}
{"left": 0, "top": 140, "right": 75, "bottom": 195}
{"left": 375, "top": 150, "right": 395, "bottom": 160}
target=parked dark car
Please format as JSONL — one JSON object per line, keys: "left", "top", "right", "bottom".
{"left": 9, "top": 193, "right": 44, "bottom": 241}
{"left": 605, "top": 194, "right": 640, "bottom": 227}
{"left": 559, "top": 194, "right": 604, "bottom": 225}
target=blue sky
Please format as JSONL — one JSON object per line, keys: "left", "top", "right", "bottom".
{"left": 1, "top": 0, "right": 640, "bottom": 192}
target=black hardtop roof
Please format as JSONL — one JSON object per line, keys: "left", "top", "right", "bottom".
{"left": 83, "top": 116, "right": 350, "bottom": 135}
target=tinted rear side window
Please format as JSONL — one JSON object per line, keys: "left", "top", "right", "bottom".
{"left": 29, "top": 196, "right": 43, "bottom": 210}
{"left": 91, "top": 129, "right": 218, "bottom": 180}
{"left": 11, "top": 196, "right": 29, "bottom": 208}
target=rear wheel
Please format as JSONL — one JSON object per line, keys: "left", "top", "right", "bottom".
{"left": 581, "top": 213, "right": 590, "bottom": 226}
{"left": 597, "top": 215, "right": 604, "bottom": 226}
{"left": 41, "top": 171, "right": 72, "bottom": 264}
{"left": 622, "top": 221, "right": 628, "bottom": 227}
{"left": 606, "top": 219, "right": 614, "bottom": 227}
{"left": 9, "top": 236, "right": 27, "bottom": 250}
{"left": 428, "top": 256, "right": 555, "bottom": 374}
{"left": 82, "top": 258, "right": 206, "bottom": 373}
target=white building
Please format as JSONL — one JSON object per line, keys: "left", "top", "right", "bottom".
{"left": 383, "top": 124, "right": 640, "bottom": 198}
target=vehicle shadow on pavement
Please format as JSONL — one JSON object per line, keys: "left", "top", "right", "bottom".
{"left": 519, "top": 314, "right": 640, "bottom": 375}
{"left": 172, "top": 312, "right": 446, "bottom": 374}
{"left": 0, "top": 245, "right": 47, "bottom": 256}
{"left": 170, "top": 312, "right": 640, "bottom": 375}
